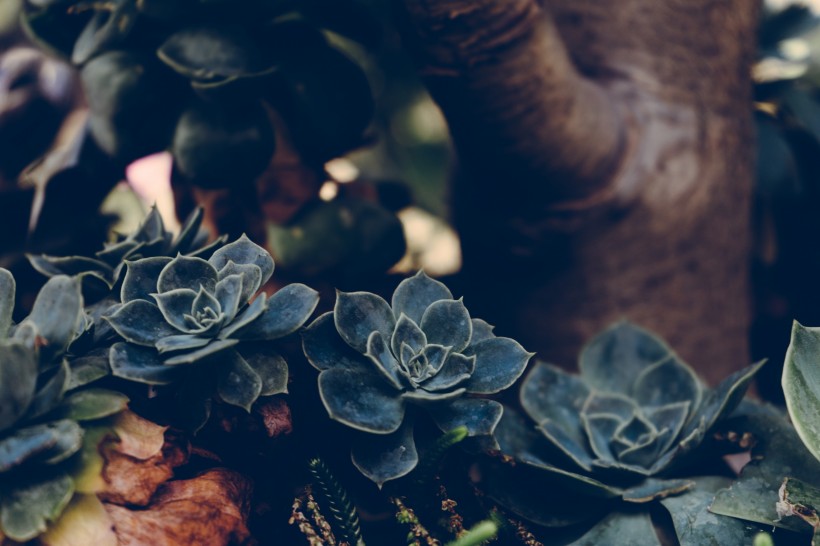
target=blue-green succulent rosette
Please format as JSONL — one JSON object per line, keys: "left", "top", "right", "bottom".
{"left": 302, "top": 271, "right": 533, "bottom": 487}
{"left": 103, "top": 234, "right": 319, "bottom": 431}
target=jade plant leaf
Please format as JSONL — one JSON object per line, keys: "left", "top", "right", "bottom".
{"left": 1, "top": 474, "right": 74, "bottom": 542}
{"left": 303, "top": 271, "right": 532, "bottom": 486}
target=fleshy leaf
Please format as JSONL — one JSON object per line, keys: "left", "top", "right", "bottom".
{"left": 25, "top": 361, "right": 69, "bottom": 421}
{"left": 217, "top": 293, "right": 267, "bottom": 339}
{"left": 66, "top": 353, "right": 109, "bottom": 390}
{"left": 420, "top": 299, "right": 472, "bottom": 353}
{"left": 155, "top": 334, "right": 211, "bottom": 354}
{"left": 1, "top": 474, "right": 74, "bottom": 542}
{"left": 217, "top": 351, "right": 262, "bottom": 412}
{"left": 583, "top": 392, "right": 637, "bottom": 421}
{"left": 0, "top": 420, "right": 82, "bottom": 472}
{"left": 579, "top": 321, "right": 673, "bottom": 395}
{"left": 334, "top": 291, "right": 396, "bottom": 353}
{"left": 216, "top": 261, "right": 261, "bottom": 304}
{"left": 59, "top": 389, "right": 128, "bottom": 421}
{"left": 536, "top": 419, "right": 595, "bottom": 472}
{"left": 365, "top": 331, "right": 404, "bottom": 390}
{"left": 351, "top": 420, "right": 417, "bottom": 488}
{"left": 391, "top": 271, "right": 453, "bottom": 325}
{"left": 622, "top": 478, "right": 694, "bottom": 503}
{"left": 632, "top": 355, "right": 702, "bottom": 408}
{"left": 318, "top": 367, "right": 405, "bottom": 433}
{"left": 230, "top": 283, "right": 319, "bottom": 340}
{"left": 209, "top": 234, "right": 274, "bottom": 286}
{"left": 120, "top": 257, "right": 171, "bottom": 303}
{"left": 109, "top": 342, "right": 183, "bottom": 385}
{"left": 152, "top": 288, "right": 197, "bottom": 333}
{"left": 163, "top": 339, "right": 239, "bottom": 365}
{"left": 645, "top": 401, "right": 690, "bottom": 454}
{"left": 0, "top": 341, "right": 38, "bottom": 432}
{"left": 0, "top": 268, "right": 14, "bottom": 337}
{"left": 421, "top": 353, "right": 475, "bottom": 392}
{"left": 213, "top": 274, "right": 243, "bottom": 323}
{"left": 390, "top": 314, "right": 427, "bottom": 358}
{"left": 302, "top": 312, "right": 369, "bottom": 371}
{"left": 520, "top": 363, "right": 590, "bottom": 451}
{"left": 402, "top": 388, "right": 466, "bottom": 404}
{"left": 171, "top": 207, "right": 205, "bottom": 254}
{"left": 784, "top": 322, "right": 820, "bottom": 464}
{"left": 581, "top": 413, "right": 621, "bottom": 463}
{"left": 429, "top": 398, "right": 503, "bottom": 437}
{"left": 105, "top": 300, "right": 180, "bottom": 346}
{"left": 568, "top": 512, "right": 661, "bottom": 546}
{"left": 23, "top": 275, "right": 83, "bottom": 363}
{"left": 242, "top": 347, "right": 288, "bottom": 396}
{"left": 157, "top": 255, "right": 218, "bottom": 293}
{"left": 463, "top": 337, "right": 532, "bottom": 394}
{"left": 468, "top": 318, "right": 495, "bottom": 346}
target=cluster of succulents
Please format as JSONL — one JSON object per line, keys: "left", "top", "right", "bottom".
{"left": 302, "top": 271, "right": 533, "bottom": 486}
{"left": 0, "top": 269, "right": 127, "bottom": 542}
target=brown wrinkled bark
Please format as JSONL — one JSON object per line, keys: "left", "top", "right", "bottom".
{"left": 398, "top": 0, "right": 757, "bottom": 383}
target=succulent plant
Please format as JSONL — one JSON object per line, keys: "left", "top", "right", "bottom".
{"left": 104, "top": 234, "right": 318, "bottom": 430}
{"left": 301, "top": 271, "right": 533, "bottom": 487}
{"left": 483, "top": 321, "right": 765, "bottom": 542}
{"left": 28, "top": 206, "right": 226, "bottom": 298}
{"left": 0, "top": 269, "right": 128, "bottom": 542}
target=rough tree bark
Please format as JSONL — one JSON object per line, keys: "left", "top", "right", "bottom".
{"left": 397, "top": 0, "right": 758, "bottom": 384}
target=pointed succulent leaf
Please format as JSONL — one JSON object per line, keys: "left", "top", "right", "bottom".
{"left": 365, "top": 331, "right": 404, "bottom": 390}
{"left": 24, "top": 360, "right": 69, "bottom": 421}
{"left": 231, "top": 283, "right": 319, "bottom": 340}
{"left": 66, "top": 352, "right": 109, "bottom": 390}
{"left": 218, "top": 294, "right": 268, "bottom": 339}
{"left": 192, "top": 286, "right": 222, "bottom": 319}
{"left": 59, "top": 389, "right": 128, "bottom": 421}
{"left": 583, "top": 392, "right": 638, "bottom": 421}
{"left": 429, "top": 398, "right": 503, "bottom": 437}
{"left": 516, "top": 454, "right": 623, "bottom": 499}
{"left": 0, "top": 268, "right": 14, "bottom": 337}
{"left": 105, "top": 300, "right": 180, "bottom": 345}
{"left": 155, "top": 334, "right": 211, "bottom": 354}
{"left": 420, "top": 299, "right": 472, "bottom": 353}
{"left": 391, "top": 271, "right": 453, "bottom": 324}
{"left": 27, "top": 254, "right": 113, "bottom": 280}
{"left": 463, "top": 337, "right": 532, "bottom": 394}
{"left": 217, "top": 261, "right": 262, "bottom": 304}
{"left": 170, "top": 207, "right": 205, "bottom": 254}
{"left": 157, "top": 255, "right": 218, "bottom": 293}
{"left": 468, "top": 318, "right": 495, "bottom": 346}
{"left": 0, "top": 420, "right": 82, "bottom": 472}
{"left": 400, "top": 342, "right": 415, "bottom": 367}
{"left": 581, "top": 413, "right": 621, "bottom": 463}
{"left": 351, "top": 420, "right": 417, "bottom": 488}
{"left": 621, "top": 478, "right": 694, "bottom": 503}
{"left": 569, "top": 512, "right": 662, "bottom": 546}
{"left": 536, "top": 419, "right": 595, "bottom": 472}
{"left": 618, "top": 431, "right": 666, "bottom": 468}
{"left": 209, "top": 234, "right": 274, "bottom": 287}
{"left": 135, "top": 206, "right": 165, "bottom": 242}
{"left": 0, "top": 473, "right": 74, "bottom": 542}
{"left": 96, "top": 240, "right": 141, "bottom": 266}
{"left": 391, "top": 313, "right": 427, "bottom": 357}
{"left": 645, "top": 401, "right": 690, "bottom": 454}
{"left": 23, "top": 275, "right": 83, "bottom": 363}
{"left": 421, "top": 353, "right": 475, "bottom": 392}
{"left": 152, "top": 288, "right": 197, "bottom": 332}
{"left": 520, "top": 363, "right": 590, "bottom": 449}
{"left": 579, "top": 321, "right": 673, "bottom": 395}
{"left": 217, "top": 351, "right": 262, "bottom": 412}
{"left": 109, "top": 342, "right": 183, "bottom": 385}
{"left": 402, "top": 388, "right": 466, "bottom": 405}
{"left": 163, "top": 338, "right": 239, "bottom": 365}
{"left": 213, "top": 274, "right": 243, "bottom": 323}
{"left": 334, "top": 291, "right": 396, "bottom": 353}
{"left": 242, "top": 347, "right": 289, "bottom": 396}
{"left": 189, "top": 234, "right": 229, "bottom": 260}
{"left": 633, "top": 355, "right": 702, "bottom": 408}
{"left": 302, "top": 312, "right": 370, "bottom": 371}
{"left": 784, "top": 322, "right": 820, "bottom": 463}
{"left": 120, "top": 257, "right": 171, "bottom": 303}
{"left": 0, "top": 341, "right": 38, "bottom": 432}
{"left": 318, "top": 367, "right": 405, "bottom": 433}
{"left": 615, "top": 412, "right": 657, "bottom": 444}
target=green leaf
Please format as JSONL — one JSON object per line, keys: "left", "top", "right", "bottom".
{"left": 66, "top": 353, "right": 109, "bottom": 390}
{"left": 216, "top": 351, "right": 262, "bottom": 411}
{"left": 0, "top": 340, "right": 38, "bottom": 432}
{"left": 334, "top": 291, "right": 396, "bottom": 353}
{"left": 59, "top": 389, "right": 128, "bottom": 422}
{"left": 579, "top": 321, "right": 673, "bottom": 395}
{"left": 784, "top": 322, "right": 820, "bottom": 464}
{"left": 231, "top": 283, "right": 319, "bottom": 340}
{"left": 420, "top": 299, "right": 472, "bottom": 353}
{"left": 776, "top": 477, "right": 820, "bottom": 540}
{"left": 391, "top": 271, "right": 453, "bottom": 325}
{"left": 109, "top": 342, "right": 183, "bottom": 385}
{"left": 463, "top": 337, "right": 533, "bottom": 394}
{"left": 104, "top": 300, "right": 180, "bottom": 346}
{"left": 0, "top": 268, "right": 14, "bottom": 337}
{"left": 23, "top": 275, "right": 83, "bottom": 364}
{"left": 25, "top": 360, "right": 69, "bottom": 420}
{"left": 351, "top": 420, "right": 417, "bottom": 488}
{"left": 1, "top": 473, "right": 74, "bottom": 542}
{"left": 661, "top": 477, "right": 769, "bottom": 546}
{"left": 318, "top": 367, "right": 404, "bottom": 433}
{"left": 302, "top": 312, "right": 368, "bottom": 372}
{"left": 0, "top": 420, "right": 82, "bottom": 472}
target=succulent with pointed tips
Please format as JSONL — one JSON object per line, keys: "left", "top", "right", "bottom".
{"left": 302, "top": 271, "right": 533, "bottom": 487}
{"left": 0, "top": 268, "right": 128, "bottom": 542}
{"left": 27, "top": 206, "right": 226, "bottom": 298}
{"left": 104, "top": 234, "right": 319, "bottom": 431}
{"left": 485, "top": 321, "right": 765, "bottom": 541}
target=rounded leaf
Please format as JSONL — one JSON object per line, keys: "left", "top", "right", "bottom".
{"left": 231, "top": 283, "right": 319, "bottom": 340}
{"left": 109, "top": 343, "right": 182, "bottom": 385}
{"left": 318, "top": 367, "right": 404, "bottom": 434}
{"left": 430, "top": 398, "right": 503, "bottom": 437}
{"left": 210, "top": 234, "right": 274, "bottom": 287}
{"left": 350, "top": 420, "right": 417, "bottom": 488}
{"left": 217, "top": 351, "right": 262, "bottom": 412}
{"left": 1, "top": 473, "right": 74, "bottom": 542}
{"left": 391, "top": 271, "right": 453, "bottom": 325}
{"left": 302, "top": 312, "right": 370, "bottom": 372}
{"left": 464, "top": 337, "right": 533, "bottom": 394}
{"left": 157, "top": 255, "right": 218, "bottom": 294}
{"left": 334, "top": 291, "right": 396, "bottom": 354}
{"left": 420, "top": 299, "right": 472, "bottom": 353}
{"left": 0, "top": 341, "right": 37, "bottom": 432}
{"left": 121, "top": 257, "right": 171, "bottom": 303}
{"left": 105, "top": 300, "right": 180, "bottom": 345}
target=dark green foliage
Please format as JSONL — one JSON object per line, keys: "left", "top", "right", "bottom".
{"left": 307, "top": 457, "right": 364, "bottom": 546}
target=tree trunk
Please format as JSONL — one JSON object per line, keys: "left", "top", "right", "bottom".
{"left": 397, "top": 0, "right": 758, "bottom": 384}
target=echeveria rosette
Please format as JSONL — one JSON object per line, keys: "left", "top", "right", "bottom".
{"left": 0, "top": 269, "right": 128, "bottom": 542}
{"left": 486, "top": 321, "right": 765, "bottom": 536}
{"left": 302, "top": 271, "right": 533, "bottom": 487}
{"left": 28, "top": 206, "right": 226, "bottom": 299}
{"left": 104, "top": 234, "right": 319, "bottom": 431}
